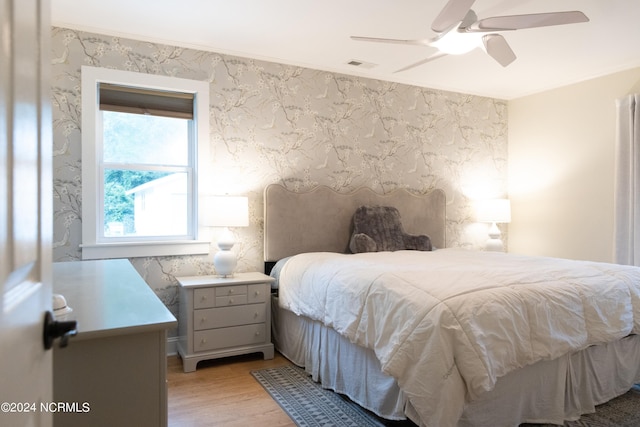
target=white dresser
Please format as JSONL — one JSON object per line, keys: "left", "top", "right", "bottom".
{"left": 176, "top": 272, "right": 275, "bottom": 372}
{"left": 52, "top": 259, "right": 177, "bottom": 427}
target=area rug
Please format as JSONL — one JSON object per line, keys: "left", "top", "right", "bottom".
{"left": 251, "top": 365, "right": 387, "bottom": 427}
{"left": 253, "top": 365, "right": 640, "bottom": 427}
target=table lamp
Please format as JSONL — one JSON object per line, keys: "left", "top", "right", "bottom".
{"left": 206, "top": 196, "right": 249, "bottom": 276}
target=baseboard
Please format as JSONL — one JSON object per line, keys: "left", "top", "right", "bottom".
{"left": 166, "top": 336, "right": 179, "bottom": 356}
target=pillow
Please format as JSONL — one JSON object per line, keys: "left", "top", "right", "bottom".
{"left": 268, "top": 256, "right": 291, "bottom": 290}
{"left": 349, "top": 205, "right": 432, "bottom": 253}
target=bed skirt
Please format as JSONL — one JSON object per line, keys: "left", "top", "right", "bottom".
{"left": 272, "top": 295, "right": 640, "bottom": 426}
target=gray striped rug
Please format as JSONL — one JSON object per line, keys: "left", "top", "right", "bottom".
{"left": 253, "top": 365, "right": 640, "bottom": 427}
{"left": 251, "top": 365, "right": 387, "bottom": 427}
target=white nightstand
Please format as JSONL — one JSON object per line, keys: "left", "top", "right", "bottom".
{"left": 176, "top": 272, "right": 275, "bottom": 372}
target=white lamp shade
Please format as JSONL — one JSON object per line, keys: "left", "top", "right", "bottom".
{"left": 476, "top": 199, "right": 511, "bottom": 224}
{"left": 204, "top": 196, "right": 249, "bottom": 227}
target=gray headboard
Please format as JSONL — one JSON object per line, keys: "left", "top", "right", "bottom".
{"left": 263, "top": 184, "right": 446, "bottom": 263}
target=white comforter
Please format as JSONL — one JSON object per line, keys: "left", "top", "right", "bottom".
{"left": 277, "top": 249, "right": 640, "bottom": 427}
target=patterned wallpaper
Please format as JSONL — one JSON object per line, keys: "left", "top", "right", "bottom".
{"left": 50, "top": 27, "right": 508, "bottom": 328}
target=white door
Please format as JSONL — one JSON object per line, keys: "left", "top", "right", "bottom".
{"left": 0, "top": 0, "right": 53, "bottom": 426}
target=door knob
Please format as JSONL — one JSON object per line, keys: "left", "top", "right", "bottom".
{"left": 43, "top": 311, "right": 77, "bottom": 350}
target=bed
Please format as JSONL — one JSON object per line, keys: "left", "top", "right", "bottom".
{"left": 263, "top": 184, "right": 640, "bottom": 427}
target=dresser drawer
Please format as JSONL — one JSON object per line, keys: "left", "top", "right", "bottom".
{"left": 194, "top": 303, "right": 266, "bottom": 331}
{"left": 215, "top": 294, "right": 248, "bottom": 307}
{"left": 194, "top": 288, "right": 216, "bottom": 309}
{"left": 215, "top": 285, "right": 247, "bottom": 297}
{"left": 215, "top": 285, "right": 248, "bottom": 306}
{"left": 247, "top": 284, "right": 268, "bottom": 303}
{"left": 194, "top": 324, "right": 266, "bottom": 352}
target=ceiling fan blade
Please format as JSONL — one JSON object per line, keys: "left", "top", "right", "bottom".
{"left": 482, "top": 34, "right": 516, "bottom": 67}
{"left": 432, "top": 0, "right": 476, "bottom": 33}
{"left": 350, "top": 35, "right": 432, "bottom": 47}
{"left": 394, "top": 52, "right": 449, "bottom": 73}
{"left": 471, "top": 11, "right": 589, "bottom": 32}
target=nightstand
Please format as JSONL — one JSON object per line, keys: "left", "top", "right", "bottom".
{"left": 176, "top": 272, "right": 275, "bottom": 372}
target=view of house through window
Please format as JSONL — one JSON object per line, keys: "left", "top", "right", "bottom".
{"left": 82, "top": 66, "right": 210, "bottom": 259}
{"left": 102, "top": 111, "right": 191, "bottom": 238}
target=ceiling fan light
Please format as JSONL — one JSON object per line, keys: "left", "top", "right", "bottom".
{"left": 431, "top": 30, "right": 482, "bottom": 55}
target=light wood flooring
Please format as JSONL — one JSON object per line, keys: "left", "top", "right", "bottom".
{"left": 167, "top": 352, "right": 416, "bottom": 427}
{"left": 167, "top": 352, "right": 296, "bottom": 427}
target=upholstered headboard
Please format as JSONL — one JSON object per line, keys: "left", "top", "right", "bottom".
{"left": 263, "top": 185, "right": 446, "bottom": 264}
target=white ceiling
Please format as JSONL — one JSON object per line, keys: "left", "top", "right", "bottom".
{"left": 51, "top": 0, "right": 640, "bottom": 100}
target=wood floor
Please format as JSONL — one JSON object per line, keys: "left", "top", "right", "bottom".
{"left": 167, "top": 352, "right": 297, "bottom": 427}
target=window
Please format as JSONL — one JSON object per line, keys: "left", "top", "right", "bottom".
{"left": 81, "top": 66, "right": 210, "bottom": 259}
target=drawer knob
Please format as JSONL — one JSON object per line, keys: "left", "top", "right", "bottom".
{"left": 200, "top": 317, "right": 206, "bottom": 323}
{"left": 200, "top": 338, "right": 207, "bottom": 344}
{"left": 255, "top": 331, "right": 261, "bottom": 336}
{"left": 228, "top": 289, "right": 234, "bottom": 294}
{"left": 254, "top": 291, "right": 260, "bottom": 297}
{"left": 201, "top": 295, "right": 207, "bottom": 301}
{"left": 254, "top": 312, "right": 258, "bottom": 318}
{"left": 228, "top": 298, "right": 234, "bottom": 304}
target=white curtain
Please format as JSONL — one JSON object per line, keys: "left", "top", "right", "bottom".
{"left": 614, "top": 94, "right": 640, "bottom": 265}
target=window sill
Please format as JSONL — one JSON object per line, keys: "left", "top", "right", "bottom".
{"left": 81, "top": 240, "right": 211, "bottom": 260}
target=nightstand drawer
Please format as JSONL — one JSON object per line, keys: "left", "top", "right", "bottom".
{"left": 248, "top": 284, "right": 268, "bottom": 303}
{"left": 194, "top": 324, "right": 266, "bottom": 352}
{"left": 194, "top": 288, "right": 216, "bottom": 309}
{"left": 215, "top": 294, "right": 248, "bottom": 306}
{"left": 194, "top": 303, "right": 266, "bottom": 331}
{"left": 194, "top": 285, "right": 249, "bottom": 308}
{"left": 215, "top": 285, "right": 247, "bottom": 297}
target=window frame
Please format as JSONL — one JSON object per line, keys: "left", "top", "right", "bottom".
{"left": 81, "top": 66, "right": 210, "bottom": 260}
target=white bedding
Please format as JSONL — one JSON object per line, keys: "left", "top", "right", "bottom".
{"left": 276, "top": 249, "right": 640, "bottom": 427}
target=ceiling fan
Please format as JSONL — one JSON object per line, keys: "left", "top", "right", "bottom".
{"left": 351, "top": 0, "right": 589, "bottom": 71}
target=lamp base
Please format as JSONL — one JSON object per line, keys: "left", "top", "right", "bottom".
{"left": 485, "top": 222, "right": 505, "bottom": 252}
{"left": 214, "top": 227, "right": 238, "bottom": 277}
{"left": 485, "top": 238, "right": 504, "bottom": 252}
{"left": 214, "top": 249, "right": 237, "bottom": 277}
